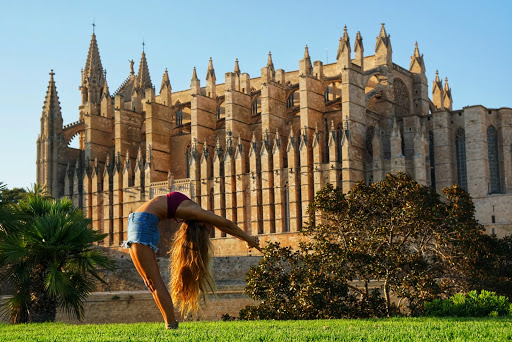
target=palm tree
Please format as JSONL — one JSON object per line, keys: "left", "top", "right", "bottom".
{"left": 0, "top": 191, "right": 115, "bottom": 323}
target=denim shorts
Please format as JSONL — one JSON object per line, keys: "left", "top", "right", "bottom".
{"left": 122, "top": 212, "right": 160, "bottom": 253}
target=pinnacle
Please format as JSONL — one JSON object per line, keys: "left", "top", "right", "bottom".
{"left": 343, "top": 25, "right": 349, "bottom": 41}
{"left": 379, "top": 23, "right": 387, "bottom": 37}
{"left": 192, "top": 67, "right": 198, "bottom": 80}
{"left": 444, "top": 77, "right": 450, "bottom": 91}
{"left": 234, "top": 58, "right": 240, "bottom": 74}
{"left": 304, "top": 45, "right": 310, "bottom": 59}
{"left": 160, "top": 68, "right": 171, "bottom": 93}
{"left": 266, "top": 51, "right": 275, "bottom": 72}
{"left": 206, "top": 58, "right": 215, "bottom": 80}
{"left": 413, "top": 41, "right": 420, "bottom": 57}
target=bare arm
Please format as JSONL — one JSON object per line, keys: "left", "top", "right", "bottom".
{"left": 176, "top": 200, "right": 261, "bottom": 251}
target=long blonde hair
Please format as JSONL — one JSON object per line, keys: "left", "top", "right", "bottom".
{"left": 170, "top": 220, "right": 215, "bottom": 317}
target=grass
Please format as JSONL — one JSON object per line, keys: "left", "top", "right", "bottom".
{"left": 1, "top": 317, "right": 512, "bottom": 341}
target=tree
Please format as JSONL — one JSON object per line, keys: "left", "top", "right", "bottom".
{"left": 241, "top": 242, "right": 386, "bottom": 320}
{"left": 0, "top": 184, "right": 27, "bottom": 204}
{"left": 243, "top": 173, "right": 512, "bottom": 318}
{"left": 0, "top": 191, "right": 115, "bottom": 323}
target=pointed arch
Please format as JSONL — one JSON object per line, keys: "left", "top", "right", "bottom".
{"left": 455, "top": 128, "right": 467, "bottom": 191}
{"left": 287, "top": 91, "right": 298, "bottom": 108}
{"left": 487, "top": 125, "right": 501, "bottom": 194}
{"left": 393, "top": 78, "right": 410, "bottom": 117}
{"left": 429, "top": 131, "right": 436, "bottom": 189}
{"left": 185, "top": 143, "right": 191, "bottom": 178}
{"left": 336, "top": 123, "right": 343, "bottom": 162}
{"left": 283, "top": 181, "right": 290, "bottom": 233}
{"left": 251, "top": 95, "right": 261, "bottom": 116}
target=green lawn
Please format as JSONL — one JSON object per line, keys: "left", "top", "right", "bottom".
{"left": 1, "top": 317, "right": 511, "bottom": 341}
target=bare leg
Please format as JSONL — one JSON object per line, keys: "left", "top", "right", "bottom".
{"left": 129, "top": 243, "right": 177, "bottom": 327}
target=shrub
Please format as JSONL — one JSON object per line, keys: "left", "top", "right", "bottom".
{"left": 424, "top": 290, "right": 511, "bottom": 317}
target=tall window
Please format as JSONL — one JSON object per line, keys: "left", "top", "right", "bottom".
{"left": 287, "top": 92, "right": 295, "bottom": 108}
{"left": 366, "top": 126, "right": 375, "bottom": 162}
{"left": 176, "top": 110, "right": 183, "bottom": 126}
{"left": 337, "top": 123, "right": 343, "bottom": 162}
{"left": 251, "top": 98, "right": 260, "bottom": 116}
{"left": 487, "top": 125, "right": 501, "bottom": 194}
{"left": 283, "top": 182, "right": 290, "bottom": 233}
{"left": 393, "top": 78, "right": 410, "bottom": 117}
{"left": 323, "top": 119, "right": 329, "bottom": 163}
{"left": 429, "top": 131, "right": 436, "bottom": 189}
{"left": 186, "top": 144, "right": 191, "bottom": 178}
{"left": 324, "top": 87, "right": 330, "bottom": 103}
{"left": 455, "top": 128, "right": 468, "bottom": 191}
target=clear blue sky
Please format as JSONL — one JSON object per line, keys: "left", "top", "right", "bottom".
{"left": 1, "top": 0, "right": 511, "bottom": 189}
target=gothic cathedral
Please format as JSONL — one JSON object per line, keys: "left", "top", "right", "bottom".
{"left": 36, "top": 24, "right": 512, "bottom": 255}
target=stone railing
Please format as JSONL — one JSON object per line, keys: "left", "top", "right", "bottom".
{"left": 172, "top": 178, "right": 190, "bottom": 192}
{"left": 149, "top": 178, "right": 191, "bottom": 198}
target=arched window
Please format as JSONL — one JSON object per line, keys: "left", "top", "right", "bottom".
{"left": 186, "top": 144, "right": 191, "bottom": 178}
{"left": 337, "top": 123, "right": 343, "bottom": 162}
{"left": 366, "top": 126, "right": 375, "bottom": 162}
{"left": 487, "top": 125, "right": 501, "bottom": 193}
{"left": 323, "top": 119, "right": 329, "bottom": 163}
{"left": 287, "top": 92, "right": 295, "bottom": 108}
{"left": 429, "top": 131, "right": 436, "bottom": 189}
{"left": 283, "top": 182, "right": 290, "bottom": 233}
{"left": 251, "top": 97, "right": 260, "bottom": 116}
{"left": 176, "top": 109, "right": 183, "bottom": 126}
{"left": 217, "top": 102, "right": 225, "bottom": 120}
{"left": 393, "top": 78, "right": 410, "bottom": 117}
{"left": 324, "top": 87, "right": 330, "bottom": 103}
{"left": 455, "top": 128, "right": 468, "bottom": 191}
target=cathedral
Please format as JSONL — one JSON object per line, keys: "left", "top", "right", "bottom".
{"left": 36, "top": 24, "right": 512, "bottom": 256}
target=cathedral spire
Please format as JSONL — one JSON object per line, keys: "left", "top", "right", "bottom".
{"left": 83, "top": 31, "right": 104, "bottom": 80}
{"left": 137, "top": 48, "right": 152, "bottom": 90}
{"left": 42, "top": 70, "right": 63, "bottom": 121}
{"left": 81, "top": 29, "right": 105, "bottom": 105}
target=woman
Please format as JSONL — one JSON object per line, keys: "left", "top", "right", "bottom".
{"left": 123, "top": 191, "right": 260, "bottom": 330}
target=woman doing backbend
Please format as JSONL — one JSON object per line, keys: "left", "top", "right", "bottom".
{"left": 123, "top": 192, "right": 261, "bottom": 330}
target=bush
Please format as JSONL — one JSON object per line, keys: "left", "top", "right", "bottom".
{"left": 240, "top": 242, "right": 388, "bottom": 320}
{"left": 425, "top": 290, "right": 511, "bottom": 317}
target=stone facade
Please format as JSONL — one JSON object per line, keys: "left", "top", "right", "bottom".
{"left": 36, "top": 24, "right": 512, "bottom": 258}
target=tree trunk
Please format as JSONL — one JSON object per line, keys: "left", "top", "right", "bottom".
{"left": 29, "top": 266, "right": 58, "bottom": 323}
{"left": 383, "top": 279, "right": 391, "bottom": 317}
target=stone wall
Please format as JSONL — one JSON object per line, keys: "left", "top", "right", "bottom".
{"left": 0, "top": 251, "right": 261, "bottom": 324}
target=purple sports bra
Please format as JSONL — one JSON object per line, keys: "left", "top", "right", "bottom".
{"left": 166, "top": 192, "right": 190, "bottom": 220}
